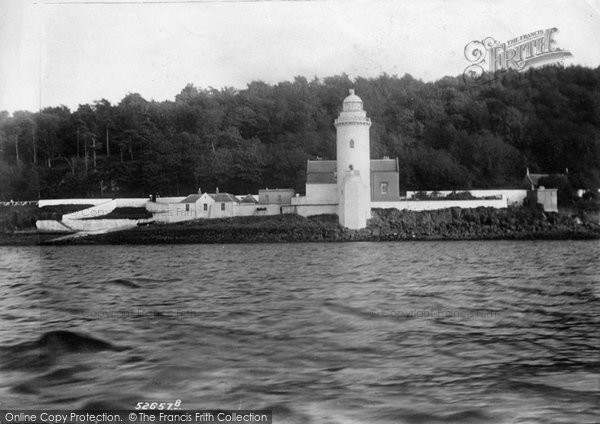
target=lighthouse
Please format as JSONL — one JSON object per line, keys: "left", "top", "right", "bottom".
{"left": 334, "top": 89, "right": 372, "bottom": 229}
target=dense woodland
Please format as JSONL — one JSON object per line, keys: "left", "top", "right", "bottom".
{"left": 0, "top": 66, "right": 599, "bottom": 200}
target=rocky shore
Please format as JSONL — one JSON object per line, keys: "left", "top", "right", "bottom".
{"left": 31, "top": 206, "right": 600, "bottom": 245}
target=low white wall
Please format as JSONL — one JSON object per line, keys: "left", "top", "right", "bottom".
{"left": 62, "top": 218, "right": 141, "bottom": 231}
{"left": 235, "top": 204, "right": 260, "bottom": 217}
{"left": 405, "top": 189, "right": 527, "bottom": 206}
{"left": 470, "top": 190, "right": 526, "bottom": 205}
{"left": 60, "top": 198, "right": 148, "bottom": 220}
{"left": 146, "top": 202, "right": 169, "bottom": 213}
{"left": 252, "top": 204, "right": 282, "bottom": 216}
{"left": 288, "top": 204, "right": 338, "bottom": 217}
{"left": 372, "top": 197, "right": 507, "bottom": 211}
{"left": 154, "top": 196, "right": 186, "bottom": 204}
{"left": 36, "top": 220, "right": 76, "bottom": 233}
{"left": 292, "top": 195, "right": 337, "bottom": 206}
{"left": 63, "top": 199, "right": 117, "bottom": 220}
{"left": 237, "top": 204, "right": 281, "bottom": 216}
{"left": 38, "top": 198, "right": 110, "bottom": 207}
{"left": 152, "top": 205, "right": 196, "bottom": 223}
{"left": 115, "top": 198, "right": 148, "bottom": 207}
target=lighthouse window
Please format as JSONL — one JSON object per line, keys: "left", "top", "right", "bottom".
{"left": 350, "top": 139, "right": 355, "bottom": 148}
{"left": 381, "top": 182, "right": 388, "bottom": 195}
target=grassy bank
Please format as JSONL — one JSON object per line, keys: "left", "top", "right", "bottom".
{"left": 39, "top": 207, "right": 600, "bottom": 245}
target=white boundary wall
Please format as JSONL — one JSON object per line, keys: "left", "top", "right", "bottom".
{"left": 39, "top": 198, "right": 110, "bottom": 207}
{"left": 62, "top": 198, "right": 148, "bottom": 220}
{"left": 285, "top": 204, "right": 338, "bottom": 217}
{"left": 63, "top": 200, "right": 117, "bottom": 219}
{"left": 37, "top": 218, "right": 150, "bottom": 232}
{"left": 372, "top": 197, "right": 507, "bottom": 211}
{"left": 36, "top": 220, "right": 76, "bottom": 233}
{"left": 154, "top": 197, "right": 186, "bottom": 204}
{"left": 62, "top": 218, "right": 146, "bottom": 231}
{"left": 236, "top": 204, "right": 282, "bottom": 217}
{"left": 115, "top": 198, "right": 148, "bottom": 207}
{"left": 146, "top": 202, "right": 169, "bottom": 213}
{"left": 405, "top": 190, "right": 527, "bottom": 206}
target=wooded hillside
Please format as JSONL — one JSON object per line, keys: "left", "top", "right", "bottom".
{"left": 1, "top": 66, "right": 598, "bottom": 200}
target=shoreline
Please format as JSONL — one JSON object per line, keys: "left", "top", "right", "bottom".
{"left": 0, "top": 207, "right": 598, "bottom": 246}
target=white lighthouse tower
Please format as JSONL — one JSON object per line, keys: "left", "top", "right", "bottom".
{"left": 334, "top": 89, "right": 372, "bottom": 229}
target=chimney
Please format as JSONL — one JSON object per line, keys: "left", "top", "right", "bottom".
{"left": 216, "top": 187, "right": 219, "bottom": 194}
{"left": 349, "top": 88, "right": 355, "bottom": 95}
{"left": 526, "top": 167, "right": 530, "bottom": 176}
{"left": 198, "top": 187, "right": 201, "bottom": 194}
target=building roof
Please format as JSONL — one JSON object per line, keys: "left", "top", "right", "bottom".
{"left": 306, "top": 159, "right": 399, "bottom": 184}
{"left": 259, "top": 188, "right": 295, "bottom": 193}
{"left": 208, "top": 193, "right": 239, "bottom": 203}
{"left": 180, "top": 194, "right": 201, "bottom": 203}
{"left": 343, "top": 89, "right": 363, "bottom": 105}
{"left": 371, "top": 158, "right": 399, "bottom": 172}
{"left": 525, "top": 173, "right": 548, "bottom": 187}
{"left": 239, "top": 194, "right": 258, "bottom": 203}
{"left": 523, "top": 170, "right": 568, "bottom": 189}
{"left": 307, "top": 160, "right": 336, "bottom": 184}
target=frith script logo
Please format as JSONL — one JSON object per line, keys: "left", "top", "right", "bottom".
{"left": 463, "top": 28, "right": 572, "bottom": 84}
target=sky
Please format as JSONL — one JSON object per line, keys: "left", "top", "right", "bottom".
{"left": 0, "top": 0, "right": 599, "bottom": 113}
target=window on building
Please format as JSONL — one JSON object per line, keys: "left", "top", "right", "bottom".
{"left": 185, "top": 204, "right": 190, "bottom": 212}
{"left": 221, "top": 203, "right": 225, "bottom": 211}
{"left": 203, "top": 203, "right": 208, "bottom": 211}
{"left": 350, "top": 139, "right": 354, "bottom": 148}
{"left": 381, "top": 182, "right": 388, "bottom": 195}
{"left": 265, "top": 194, "right": 269, "bottom": 202}
{"left": 277, "top": 194, "right": 282, "bottom": 202}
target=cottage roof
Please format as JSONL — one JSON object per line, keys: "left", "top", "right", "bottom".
{"left": 259, "top": 188, "right": 295, "bottom": 193}
{"left": 306, "top": 159, "right": 399, "bottom": 184}
{"left": 239, "top": 194, "right": 258, "bottom": 203}
{"left": 208, "top": 193, "right": 239, "bottom": 203}
{"left": 306, "top": 160, "right": 336, "bottom": 184}
{"left": 525, "top": 173, "right": 548, "bottom": 187}
{"left": 370, "top": 158, "right": 399, "bottom": 172}
{"left": 180, "top": 194, "right": 201, "bottom": 203}
{"left": 523, "top": 172, "right": 568, "bottom": 189}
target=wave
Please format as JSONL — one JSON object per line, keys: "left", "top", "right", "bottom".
{"left": 99, "top": 277, "right": 183, "bottom": 289}
{"left": 0, "top": 330, "right": 126, "bottom": 371}
{"left": 322, "top": 301, "right": 414, "bottom": 322}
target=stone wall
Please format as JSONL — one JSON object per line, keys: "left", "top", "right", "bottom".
{"left": 38, "top": 198, "right": 109, "bottom": 207}
{"left": 371, "top": 197, "right": 508, "bottom": 211}
{"left": 405, "top": 190, "right": 527, "bottom": 206}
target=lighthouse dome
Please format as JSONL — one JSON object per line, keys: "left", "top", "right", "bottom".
{"left": 342, "top": 89, "right": 363, "bottom": 111}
